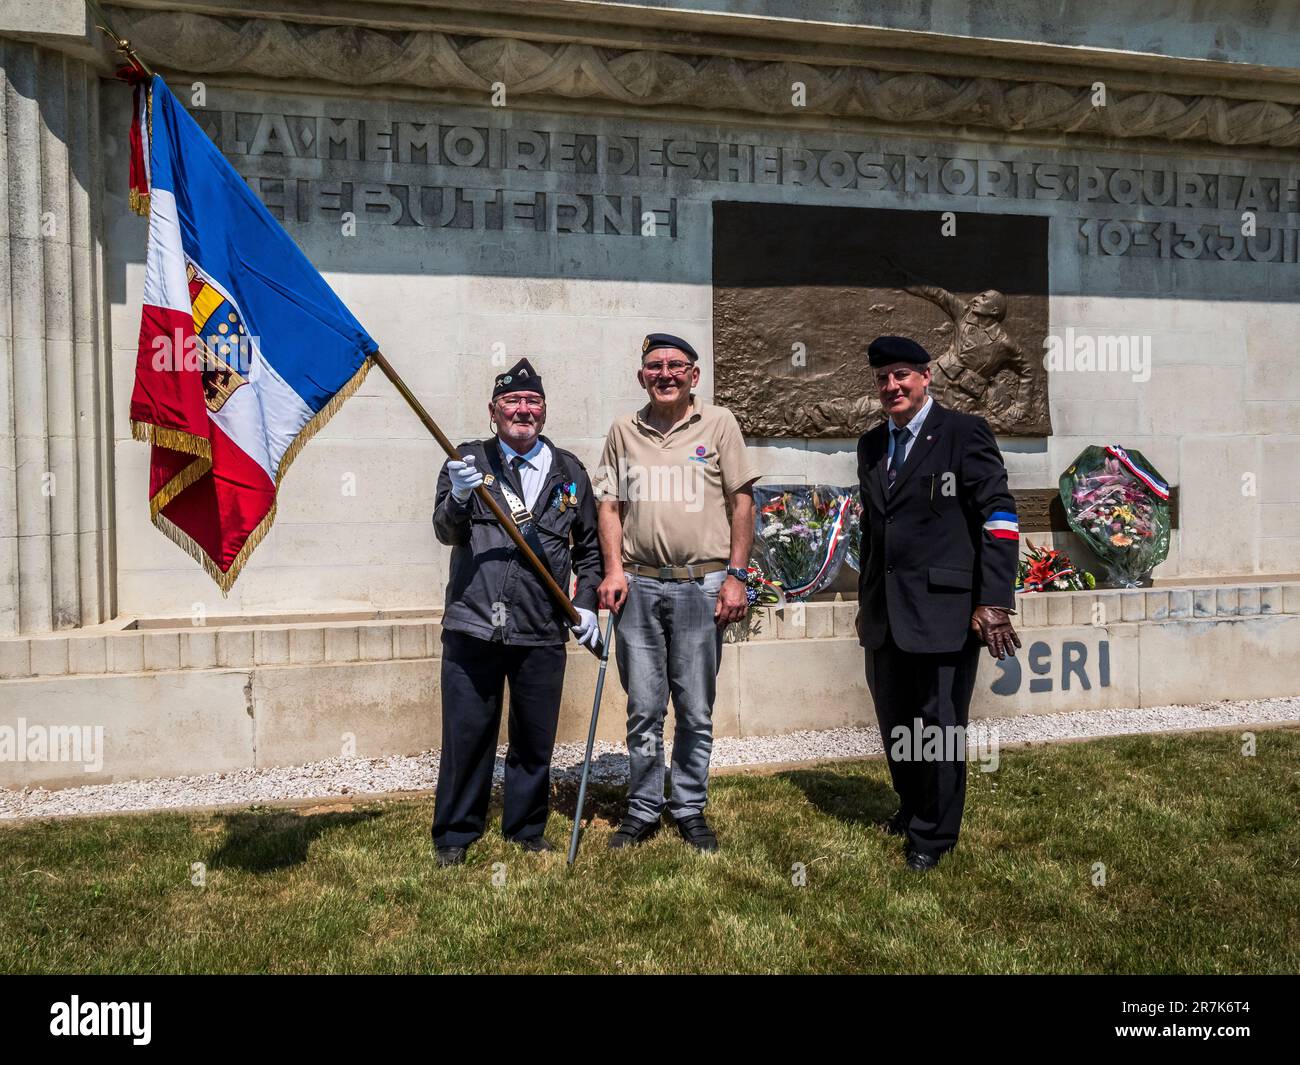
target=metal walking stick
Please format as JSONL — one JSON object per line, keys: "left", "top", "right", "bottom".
{"left": 567, "top": 613, "right": 618, "bottom": 866}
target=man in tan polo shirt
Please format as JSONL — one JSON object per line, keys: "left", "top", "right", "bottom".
{"left": 594, "top": 333, "right": 760, "bottom": 852}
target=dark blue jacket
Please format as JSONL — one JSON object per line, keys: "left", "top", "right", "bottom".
{"left": 434, "top": 436, "right": 601, "bottom": 646}
{"left": 856, "top": 401, "right": 1018, "bottom": 654}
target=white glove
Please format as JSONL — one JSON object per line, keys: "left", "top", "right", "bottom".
{"left": 447, "top": 455, "right": 483, "bottom": 502}
{"left": 570, "top": 607, "right": 600, "bottom": 649}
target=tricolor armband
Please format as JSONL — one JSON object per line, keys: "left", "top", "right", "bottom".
{"left": 983, "top": 511, "right": 1019, "bottom": 540}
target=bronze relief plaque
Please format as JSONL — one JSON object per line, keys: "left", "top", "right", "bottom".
{"left": 713, "top": 202, "right": 1051, "bottom": 437}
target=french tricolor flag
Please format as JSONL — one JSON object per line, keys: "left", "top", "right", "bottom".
{"left": 127, "top": 76, "right": 376, "bottom": 592}
{"left": 982, "top": 511, "right": 1020, "bottom": 541}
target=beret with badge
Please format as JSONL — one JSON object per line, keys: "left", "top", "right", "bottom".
{"left": 641, "top": 332, "right": 700, "bottom": 363}
{"left": 493, "top": 357, "right": 545, "bottom": 399}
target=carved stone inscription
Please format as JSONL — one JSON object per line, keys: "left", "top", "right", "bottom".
{"left": 713, "top": 203, "right": 1050, "bottom": 438}
{"left": 193, "top": 107, "right": 1300, "bottom": 244}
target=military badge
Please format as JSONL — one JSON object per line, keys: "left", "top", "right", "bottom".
{"left": 551, "top": 481, "right": 579, "bottom": 513}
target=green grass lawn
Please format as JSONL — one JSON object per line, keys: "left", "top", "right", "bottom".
{"left": 2, "top": 728, "right": 1297, "bottom": 974}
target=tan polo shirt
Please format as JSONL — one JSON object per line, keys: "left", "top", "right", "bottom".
{"left": 594, "top": 395, "right": 761, "bottom": 566}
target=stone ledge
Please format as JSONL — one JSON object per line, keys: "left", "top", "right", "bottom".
{"left": 1, "top": 580, "right": 1297, "bottom": 678}
{"left": 0, "top": 620, "right": 442, "bottom": 679}
{"left": 4, "top": 610, "right": 1299, "bottom": 788}
{"left": 737, "top": 579, "right": 1300, "bottom": 642}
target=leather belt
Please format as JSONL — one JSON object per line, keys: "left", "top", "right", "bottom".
{"left": 625, "top": 561, "right": 727, "bottom": 581}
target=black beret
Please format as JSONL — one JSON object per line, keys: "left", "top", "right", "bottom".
{"left": 867, "top": 335, "right": 930, "bottom": 367}
{"left": 493, "top": 357, "right": 544, "bottom": 398}
{"left": 641, "top": 332, "right": 699, "bottom": 363}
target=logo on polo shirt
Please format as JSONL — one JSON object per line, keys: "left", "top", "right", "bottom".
{"left": 689, "top": 444, "right": 709, "bottom": 464}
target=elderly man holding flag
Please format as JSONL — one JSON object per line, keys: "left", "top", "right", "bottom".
{"left": 430, "top": 359, "right": 602, "bottom": 867}
{"left": 121, "top": 69, "right": 604, "bottom": 871}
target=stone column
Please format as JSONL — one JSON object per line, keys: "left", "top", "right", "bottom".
{"left": 1, "top": 6, "right": 114, "bottom": 634}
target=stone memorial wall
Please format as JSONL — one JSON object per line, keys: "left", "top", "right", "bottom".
{"left": 98, "top": 84, "right": 1300, "bottom": 618}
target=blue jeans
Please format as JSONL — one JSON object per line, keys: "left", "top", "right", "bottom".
{"left": 614, "top": 570, "right": 726, "bottom": 821}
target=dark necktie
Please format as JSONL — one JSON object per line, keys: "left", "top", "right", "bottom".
{"left": 887, "top": 426, "right": 909, "bottom": 491}
{"left": 509, "top": 455, "right": 529, "bottom": 501}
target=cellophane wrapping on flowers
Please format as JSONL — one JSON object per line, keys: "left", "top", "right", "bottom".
{"left": 753, "top": 486, "right": 859, "bottom": 600}
{"left": 1059, "top": 446, "right": 1171, "bottom": 587}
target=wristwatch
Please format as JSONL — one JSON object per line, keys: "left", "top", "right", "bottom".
{"left": 725, "top": 566, "right": 749, "bottom": 582}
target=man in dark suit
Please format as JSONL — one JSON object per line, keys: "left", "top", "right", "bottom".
{"left": 855, "top": 335, "right": 1021, "bottom": 872}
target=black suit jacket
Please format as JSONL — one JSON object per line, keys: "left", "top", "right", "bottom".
{"left": 856, "top": 401, "right": 1018, "bottom": 654}
{"left": 433, "top": 436, "right": 601, "bottom": 646}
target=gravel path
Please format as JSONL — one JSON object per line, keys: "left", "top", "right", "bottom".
{"left": 2, "top": 696, "right": 1297, "bottom": 821}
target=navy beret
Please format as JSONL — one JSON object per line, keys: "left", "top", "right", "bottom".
{"left": 867, "top": 335, "right": 930, "bottom": 367}
{"left": 493, "top": 357, "right": 544, "bottom": 398}
{"left": 642, "top": 333, "right": 699, "bottom": 363}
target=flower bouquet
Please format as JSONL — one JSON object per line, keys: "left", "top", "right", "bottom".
{"left": 1060, "top": 445, "right": 1171, "bottom": 587}
{"left": 725, "top": 563, "right": 785, "bottom": 643}
{"left": 1016, "top": 539, "right": 1096, "bottom": 592}
{"left": 752, "top": 485, "right": 856, "bottom": 600}
{"left": 842, "top": 492, "right": 865, "bottom": 573}
{"left": 737, "top": 564, "right": 786, "bottom": 610}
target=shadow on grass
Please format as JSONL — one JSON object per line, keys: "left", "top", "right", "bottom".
{"left": 210, "top": 809, "right": 384, "bottom": 873}
{"left": 780, "top": 768, "right": 897, "bottom": 829}
{"left": 549, "top": 754, "right": 630, "bottom": 826}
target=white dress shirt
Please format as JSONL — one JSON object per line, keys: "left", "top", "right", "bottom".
{"left": 498, "top": 436, "right": 552, "bottom": 511}
{"left": 887, "top": 395, "right": 933, "bottom": 468}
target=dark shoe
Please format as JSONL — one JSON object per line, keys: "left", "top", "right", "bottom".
{"left": 608, "top": 815, "right": 660, "bottom": 849}
{"left": 512, "top": 835, "right": 555, "bottom": 853}
{"left": 435, "top": 846, "right": 467, "bottom": 868}
{"left": 881, "top": 811, "right": 908, "bottom": 837}
{"left": 905, "top": 849, "right": 940, "bottom": 873}
{"left": 674, "top": 814, "right": 719, "bottom": 853}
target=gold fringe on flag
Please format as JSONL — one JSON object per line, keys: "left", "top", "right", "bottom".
{"left": 148, "top": 456, "right": 209, "bottom": 519}
{"left": 273, "top": 353, "right": 373, "bottom": 478}
{"left": 130, "top": 419, "right": 211, "bottom": 459}
{"left": 135, "top": 354, "right": 376, "bottom": 595}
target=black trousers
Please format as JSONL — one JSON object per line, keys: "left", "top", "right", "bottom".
{"left": 433, "top": 630, "right": 566, "bottom": 848}
{"left": 864, "top": 627, "right": 982, "bottom": 858}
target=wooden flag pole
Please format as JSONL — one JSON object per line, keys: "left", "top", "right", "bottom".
{"left": 370, "top": 350, "right": 586, "bottom": 632}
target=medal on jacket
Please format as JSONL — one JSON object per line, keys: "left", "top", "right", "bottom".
{"left": 552, "top": 481, "right": 578, "bottom": 513}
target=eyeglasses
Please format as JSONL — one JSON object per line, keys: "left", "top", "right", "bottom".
{"left": 642, "top": 360, "right": 693, "bottom": 376}
{"left": 875, "top": 369, "right": 922, "bottom": 386}
{"left": 497, "top": 396, "right": 545, "bottom": 410}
